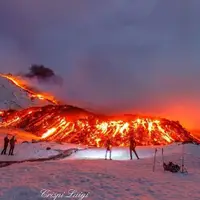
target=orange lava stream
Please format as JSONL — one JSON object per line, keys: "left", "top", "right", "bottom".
{"left": 0, "top": 105, "right": 196, "bottom": 147}
{"left": 0, "top": 73, "right": 58, "bottom": 104}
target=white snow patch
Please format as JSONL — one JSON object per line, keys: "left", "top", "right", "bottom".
{"left": 0, "top": 140, "right": 85, "bottom": 162}
{"left": 0, "top": 144, "right": 199, "bottom": 200}
{"left": 0, "top": 76, "right": 48, "bottom": 110}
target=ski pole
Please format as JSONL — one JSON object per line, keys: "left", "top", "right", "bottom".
{"left": 181, "top": 144, "right": 184, "bottom": 173}
{"left": 153, "top": 148, "right": 157, "bottom": 172}
{"left": 162, "top": 147, "right": 165, "bottom": 171}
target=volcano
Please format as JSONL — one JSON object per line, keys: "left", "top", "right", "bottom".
{"left": 0, "top": 73, "right": 198, "bottom": 147}
{"left": 0, "top": 104, "right": 197, "bottom": 147}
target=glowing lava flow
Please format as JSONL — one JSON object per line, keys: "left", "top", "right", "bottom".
{"left": 0, "top": 73, "right": 58, "bottom": 104}
{"left": 0, "top": 105, "right": 197, "bottom": 147}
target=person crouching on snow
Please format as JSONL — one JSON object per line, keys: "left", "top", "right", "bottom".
{"left": 1, "top": 134, "right": 9, "bottom": 155}
{"left": 105, "top": 138, "right": 112, "bottom": 160}
{"left": 9, "top": 136, "right": 17, "bottom": 156}
{"left": 129, "top": 136, "right": 139, "bottom": 160}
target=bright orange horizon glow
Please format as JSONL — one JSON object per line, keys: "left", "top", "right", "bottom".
{"left": 122, "top": 102, "right": 200, "bottom": 138}
{"left": 157, "top": 103, "right": 200, "bottom": 138}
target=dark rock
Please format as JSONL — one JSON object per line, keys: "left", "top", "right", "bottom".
{"left": 22, "top": 141, "right": 29, "bottom": 144}
{"left": 182, "top": 140, "right": 199, "bottom": 145}
{"left": 32, "top": 139, "right": 40, "bottom": 143}
{"left": 46, "top": 147, "right": 51, "bottom": 150}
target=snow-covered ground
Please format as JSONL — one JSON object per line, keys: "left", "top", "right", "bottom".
{"left": 0, "top": 76, "right": 48, "bottom": 110}
{"left": 0, "top": 142, "right": 60, "bottom": 161}
{"left": 0, "top": 129, "right": 86, "bottom": 161}
{"left": 0, "top": 129, "right": 199, "bottom": 200}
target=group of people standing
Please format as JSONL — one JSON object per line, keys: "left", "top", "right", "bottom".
{"left": 1, "top": 135, "right": 17, "bottom": 156}
{"left": 105, "top": 136, "right": 139, "bottom": 160}
{"left": 1, "top": 134, "right": 139, "bottom": 159}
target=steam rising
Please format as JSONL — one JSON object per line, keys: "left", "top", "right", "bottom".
{"left": 0, "top": 1, "right": 200, "bottom": 130}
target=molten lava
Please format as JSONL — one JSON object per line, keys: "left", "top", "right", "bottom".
{"left": 0, "top": 73, "right": 59, "bottom": 104}
{"left": 0, "top": 105, "right": 197, "bottom": 147}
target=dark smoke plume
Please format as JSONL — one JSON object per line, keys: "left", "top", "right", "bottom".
{"left": 24, "top": 65, "right": 63, "bottom": 86}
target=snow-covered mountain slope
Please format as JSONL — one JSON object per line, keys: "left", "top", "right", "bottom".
{"left": 0, "top": 142, "right": 199, "bottom": 200}
{"left": 0, "top": 76, "right": 49, "bottom": 110}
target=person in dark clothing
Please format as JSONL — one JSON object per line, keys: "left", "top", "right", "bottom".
{"left": 129, "top": 136, "right": 139, "bottom": 160}
{"left": 9, "top": 136, "right": 17, "bottom": 156}
{"left": 105, "top": 138, "right": 112, "bottom": 160}
{"left": 1, "top": 135, "right": 9, "bottom": 155}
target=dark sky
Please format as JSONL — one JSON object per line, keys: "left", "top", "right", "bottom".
{"left": 0, "top": 0, "right": 200, "bottom": 129}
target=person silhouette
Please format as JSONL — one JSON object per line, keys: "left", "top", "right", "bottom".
{"left": 9, "top": 136, "right": 17, "bottom": 156}
{"left": 105, "top": 138, "right": 112, "bottom": 160}
{"left": 129, "top": 136, "right": 139, "bottom": 160}
{"left": 1, "top": 134, "right": 9, "bottom": 155}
